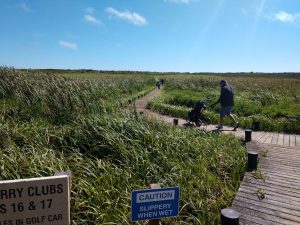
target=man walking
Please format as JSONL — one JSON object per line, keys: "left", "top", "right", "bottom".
{"left": 211, "top": 80, "right": 238, "bottom": 130}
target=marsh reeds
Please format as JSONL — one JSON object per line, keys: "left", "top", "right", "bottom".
{"left": 0, "top": 68, "right": 246, "bottom": 224}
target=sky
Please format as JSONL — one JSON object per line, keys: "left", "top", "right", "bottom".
{"left": 0, "top": 0, "right": 300, "bottom": 72}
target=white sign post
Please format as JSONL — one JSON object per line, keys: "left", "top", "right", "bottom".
{"left": 0, "top": 175, "right": 70, "bottom": 225}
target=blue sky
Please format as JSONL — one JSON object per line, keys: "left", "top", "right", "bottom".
{"left": 0, "top": 0, "right": 300, "bottom": 72}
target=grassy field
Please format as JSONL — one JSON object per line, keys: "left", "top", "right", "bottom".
{"left": 0, "top": 67, "right": 246, "bottom": 224}
{"left": 148, "top": 75, "right": 300, "bottom": 133}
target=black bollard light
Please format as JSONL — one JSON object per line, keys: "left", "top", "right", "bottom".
{"left": 248, "top": 151, "right": 258, "bottom": 171}
{"left": 221, "top": 208, "right": 240, "bottom": 225}
{"left": 173, "top": 118, "right": 178, "bottom": 126}
{"left": 245, "top": 129, "right": 252, "bottom": 142}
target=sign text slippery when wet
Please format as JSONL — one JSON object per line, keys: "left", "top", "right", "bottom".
{"left": 131, "top": 187, "right": 179, "bottom": 222}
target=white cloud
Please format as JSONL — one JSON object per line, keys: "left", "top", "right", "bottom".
{"left": 59, "top": 40, "right": 77, "bottom": 50}
{"left": 84, "top": 14, "right": 102, "bottom": 25}
{"left": 273, "top": 11, "right": 300, "bottom": 23}
{"left": 106, "top": 7, "right": 147, "bottom": 26}
{"left": 164, "top": 0, "right": 193, "bottom": 4}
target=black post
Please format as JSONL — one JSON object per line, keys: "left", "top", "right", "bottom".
{"left": 248, "top": 151, "right": 258, "bottom": 171}
{"left": 173, "top": 118, "right": 178, "bottom": 126}
{"left": 245, "top": 129, "right": 252, "bottom": 142}
{"left": 252, "top": 121, "right": 260, "bottom": 131}
{"left": 221, "top": 208, "right": 240, "bottom": 225}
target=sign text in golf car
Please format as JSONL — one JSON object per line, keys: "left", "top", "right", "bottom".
{"left": 0, "top": 175, "right": 70, "bottom": 225}
{"left": 131, "top": 187, "right": 180, "bottom": 222}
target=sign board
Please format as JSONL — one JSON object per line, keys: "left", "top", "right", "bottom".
{"left": 131, "top": 187, "right": 180, "bottom": 222}
{"left": 0, "top": 175, "right": 70, "bottom": 225}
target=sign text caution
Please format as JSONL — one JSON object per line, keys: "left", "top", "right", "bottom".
{"left": 131, "top": 187, "right": 180, "bottom": 222}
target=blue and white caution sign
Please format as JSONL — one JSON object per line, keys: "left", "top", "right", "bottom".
{"left": 131, "top": 187, "right": 180, "bottom": 222}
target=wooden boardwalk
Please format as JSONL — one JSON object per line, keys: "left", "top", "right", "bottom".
{"left": 135, "top": 88, "right": 300, "bottom": 224}
{"left": 232, "top": 142, "right": 300, "bottom": 225}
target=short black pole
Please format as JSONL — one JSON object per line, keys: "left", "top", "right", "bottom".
{"left": 173, "top": 118, "right": 178, "bottom": 126}
{"left": 221, "top": 208, "right": 240, "bottom": 225}
{"left": 252, "top": 121, "right": 260, "bottom": 131}
{"left": 248, "top": 151, "right": 258, "bottom": 171}
{"left": 139, "top": 111, "right": 144, "bottom": 115}
{"left": 245, "top": 129, "right": 252, "bottom": 142}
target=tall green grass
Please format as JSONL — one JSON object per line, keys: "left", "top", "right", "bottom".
{"left": 148, "top": 76, "right": 300, "bottom": 133}
{"left": 0, "top": 68, "right": 246, "bottom": 224}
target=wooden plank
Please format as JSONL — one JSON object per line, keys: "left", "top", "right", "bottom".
{"left": 261, "top": 153, "right": 300, "bottom": 161}
{"left": 244, "top": 177, "right": 300, "bottom": 193}
{"left": 261, "top": 149, "right": 300, "bottom": 157}
{"left": 296, "top": 135, "right": 300, "bottom": 147}
{"left": 233, "top": 196, "right": 300, "bottom": 221}
{"left": 232, "top": 201, "right": 300, "bottom": 225}
{"left": 256, "top": 132, "right": 267, "bottom": 142}
{"left": 289, "top": 135, "right": 296, "bottom": 147}
{"left": 261, "top": 156, "right": 300, "bottom": 163}
{"left": 239, "top": 218, "right": 263, "bottom": 225}
{"left": 271, "top": 133, "right": 279, "bottom": 145}
{"left": 242, "top": 178, "right": 300, "bottom": 197}
{"left": 261, "top": 157, "right": 300, "bottom": 165}
{"left": 260, "top": 155, "right": 300, "bottom": 163}
{"left": 238, "top": 186, "right": 300, "bottom": 204}
{"left": 252, "top": 131, "right": 263, "bottom": 142}
{"left": 234, "top": 194, "right": 300, "bottom": 213}
{"left": 261, "top": 148, "right": 300, "bottom": 156}
{"left": 259, "top": 171, "right": 300, "bottom": 183}
{"left": 237, "top": 188, "right": 300, "bottom": 208}
{"left": 277, "top": 133, "right": 284, "bottom": 146}
{"left": 233, "top": 209, "right": 278, "bottom": 225}
{"left": 234, "top": 130, "right": 244, "bottom": 138}
{"left": 259, "top": 165, "right": 300, "bottom": 177}
{"left": 283, "top": 134, "right": 290, "bottom": 146}
{"left": 264, "top": 133, "right": 273, "bottom": 144}
{"left": 260, "top": 173, "right": 300, "bottom": 186}
{"left": 259, "top": 153, "right": 300, "bottom": 163}
{"left": 234, "top": 209, "right": 276, "bottom": 225}
{"left": 260, "top": 132, "right": 271, "bottom": 143}
{"left": 259, "top": 158, "right": 300, "bottom": 168}
{"left": 259, "top": 163, "right": 300, "bottom": 173}
{"left": 240, "top": 181, "right": 300, "bottom": 199}
{"left": 266, "top": 144, "right": 299, "bottom": 150}
{"left": 251, "top": 131, "right": 260, "bottom": 140}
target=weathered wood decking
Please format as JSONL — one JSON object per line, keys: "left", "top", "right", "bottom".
{"left": 135, "top": 88, "right": 300, "bottom": 224}
{"left": 232, "top": 142, "right": 300, "bottom": 225}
